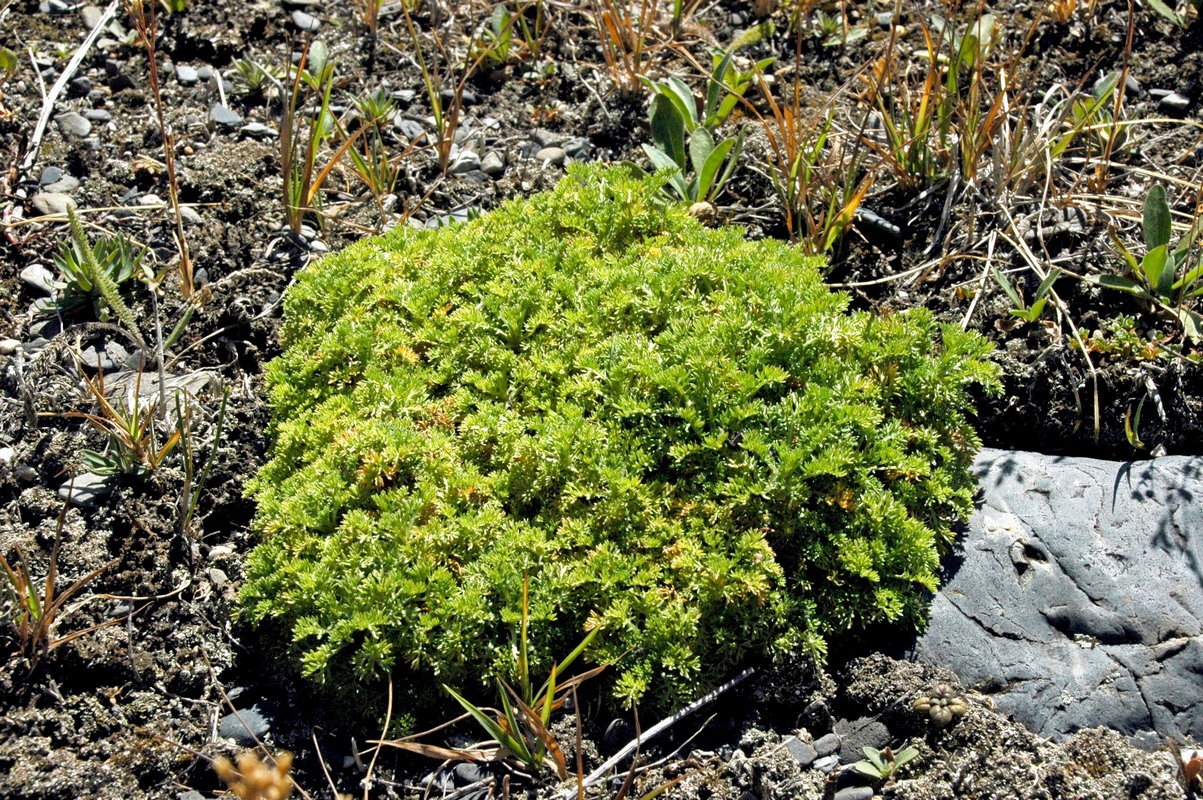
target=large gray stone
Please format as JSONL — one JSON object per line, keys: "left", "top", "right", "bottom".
{"left": 914, "top": 448, "right": 1203, "bottom": 743}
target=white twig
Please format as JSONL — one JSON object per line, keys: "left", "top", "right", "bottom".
{"left": 20, "top": 0, "right": 120, "bottom": 175}
{"left": 559, "top": 668, "right": 755, "bottom": 799}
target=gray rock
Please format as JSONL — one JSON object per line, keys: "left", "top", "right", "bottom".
{"left": 782, "top": 736, "right": 817, "bottom": 769}
{"left": 481, "top": 151, "right": 505, "bottom": 177}
{"left": 813, "top": 755, "right": 839, "bottom": 773}
{"left": 219, "top": 705, "right": 271, "bottom": 745}
{"left": 20, "top": 263, "right": 56, "bottom": 295}
{"left": 196, "top": 66, "right": 214, "bottom": 81}
{"left": 813, "top": 732, "right": 840, "bottom": 757}
{"left": 449, "top": 151, "right": 481, "bottom": 175}
{"left": 179, "top": 206, "right": 202, "bottom": 225}
{"left": 83, "top": 108, "right": 111, "bottom": 123}
{"left": 209, "top": 104, "right": 243, "bottom": 129}
{"left": 291, "top": 9, "right": 320, "bottom": 32}
{"left": 914, "top": 448, "right": 1203, "bottom": 742}
{"left": 563, "top": 137, "right": 590, "bottom": 159}
{"left": 43, "top": 174, "right": 80, "bottom": 194}
{"left": 452, "top": 762, "right": 488, "bottom": 785}
{"left": 240, "top": 122, "right": 275, "bottom": 139}
{"left": 0, "top": 339, "right": 20, "bottom": 355}
{"left": 833, "top": 788, "right": 873, "bottom": 800}
{"left": 32, "top": 191, "right": 76, "bottom": 217}
{"left": 80, "top": 4, "right": 102, "bottom": 28}
{"left": 394, "top": 116, "right": 426, "bottom": 144}
{"left": 58, "top": 472, "right": 112, "bottom": 509}
{"left": 175, "top": 65, "right": 199, "bottom": 85}
{"left": 177, "top": 792, "right": 207, "bottom": 800}
{"left": 832, "top": 784, "right": 870, "bottom": 798}
{"left": 39, "top": 166, "right": 63, "bottom": 186}
{"left": 534, "top": 146, "right": 566, "bottom": 166}
{"left": 208, "top": 568, "right": 229, "bottom": 586}
{"left": 55, "top": 111, "right": 92, "bottom": 138}
{"left": 532, "top": 128, "right": 564, "bottom": 147}
{"left": 834, "top": 718, "right": 890, "bottom": 762}
{"left": 1159, "top": 92, "right": 1191, "bottom": 116}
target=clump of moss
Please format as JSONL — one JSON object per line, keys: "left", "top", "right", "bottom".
{"left": 243, "top": 165, "right": 1000, "bottom": 718}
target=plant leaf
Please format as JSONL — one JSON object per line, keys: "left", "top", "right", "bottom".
{"left": 649, "top": 94, "right": 686, "bottom": 168}
{"left": 1143, "top": 184, "right": 1172, "bottom": 250}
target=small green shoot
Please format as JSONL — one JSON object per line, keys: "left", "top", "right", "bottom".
{"left": 993, "top": 268, "right": 1060, "bottom": 323}
{"left": 57, "top": 209, "right": 144, "bottom": 340}
{"left": 1088, "top": 184, "right": 1203, "bottom": 341}
{"left": 852, "top": 745, "right": 920, "bottom": 783}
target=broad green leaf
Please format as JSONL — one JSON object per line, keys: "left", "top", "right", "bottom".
{"left": 1084, "top": 273, "right": 1148, "bottom": 297}
{"left": 1143, "top": 184, "right": 1171, "bottom": 250}
{"left": 689, "top": 127, "right": 716, "bottom": 182}
{"left": 1141, "top": 244, "right": 1169, "bottom": 296}
{"left": 649, "top": 94, "right": 686, "bottom": 168}
{"left": 663, "top": 76, "right": 699, "bottom": 131}
{"left": 697, "top": 137, "right": 735, "bottom": 203}
{"left": 992, "top": 268, "right": 1026, "bottom": 310}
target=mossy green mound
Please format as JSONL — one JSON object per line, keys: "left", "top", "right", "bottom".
{"left": 243, "top": 165, "right": 1001, "bottom": 717}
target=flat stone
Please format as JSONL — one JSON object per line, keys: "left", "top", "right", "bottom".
{"left": 31, "top": 192, "right": 76, "bottom": 216}
{"left": 449, "top": 151, "right": 481, "bottom": 175}
{"left": 291, "top": 9, "right": 320, "bottom": 32}
{"left": 534, "top": 146, "right": 566, "bottom": 166}
{"left": 175, "top": 65, "right": 198, "bottom": 85}
{"left": 782, "top": 736, "right": 818, "bottom": 769}
{"left": 813, "top": 755, "right": 839, "bottom": 773}
{"left": 813, "top": 732, "right": 841, "bottom": 757}
{"left": 833, "top": 788, "right": 873, "bottom": 800}
{"left": 55, "top": 111, "right": 91, "bottom": 138}
{"left": 0, "top": 339, "right": 20, "bottom": 355}
{"left": 39, "top": 166, "right": 63, "bottom": 186}
{"left": 80, "top": 4, "right": 102, "bottom": 28}
{"left": 83, "top": 108, "right": 111, "bottom": 122}
{"left": 58, "top": 472, "right": 112, "bottom": 509}
{"left": 43, "top": 175, "right": 80, "bottom": 194}
{"left": 20, "top": 263, "right": 56, "bottom": 295}
{"left": 218, "top": 705, "right": 271, "bottom": 746}
{"left": 208, "top": 568, "right": 229, "bottom": 586}
{"left": 179, "top": 206, "right": 202, "bottom": 225}
{"left": 834, "top": 718, "right": 890, "bottom": 763}
{"left": 240, "top": 122, "right": 275, "bottom": 139}
{"left": 1159, "top": 92, "right": 1191, "bottom": 116}
{"left": 914, "top": 449, "right": 1203, "bottom": 743}
{"left": 209, "top": 104, "right": 243, "bottom": 129}
{"left": 480, "top": 151, "right": 505, "bottom": 177}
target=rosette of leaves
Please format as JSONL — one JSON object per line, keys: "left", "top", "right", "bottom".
{"left": 243, "top": 165, "right": 1000, "bottom": 721}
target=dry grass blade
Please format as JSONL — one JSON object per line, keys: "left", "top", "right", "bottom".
{"left": 502, "top": 680, "right": 568, "bottom": 780}
{"left": 379, "top": 740, "right": 498, "bottom": 763}
{"left": 0, "top": 493, "right": 118, "bottom": 672}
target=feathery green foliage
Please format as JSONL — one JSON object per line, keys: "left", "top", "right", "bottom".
{"left": 243, "top": 165, "right": 1000, "bottom": 720}
{"left": 61, "top": 207, "right": 143, "bottom": 338}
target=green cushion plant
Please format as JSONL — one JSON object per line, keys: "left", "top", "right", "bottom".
{"left": 242, "top": 164, "right": 1001, "bottom": 719}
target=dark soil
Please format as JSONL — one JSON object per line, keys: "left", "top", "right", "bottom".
{"left": 1, "top": 0, "right": 1201, "bottom": 797}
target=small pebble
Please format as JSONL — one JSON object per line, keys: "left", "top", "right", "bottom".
{"left": 1159, "top": 92, "right": 1191, "bottom": 116}
{"left": 14, "top": 465, "right": 39, "bottom": 483}
{"left": 20, "top": 263, "right": 57, "bottom": 295}
{"left": 43, "top": 175, "right": 80, "bottom": 194}
{"left": 240, "top": 122, "right": 275, "bottom": 139}
{"left": 208, "top": 568, "right": 229, "bottom": 586}
{"left": 534, "top": 146, "right": 566, "bottom": 166}
{"left": 55, "top": 111, "right": 92, "bottom": 138}
{"left": 39, "top": 166, "right": 63, "bottom": 186}
{"left": 814, "top": 732, "right": 841, "bottom": 757}
{"left": 480, "top": 151, "right": 505, "bottom": 177}
{"left": 179, "top": 206, "right": 202, "bottom": 224}
{"left": 58, "top": 472, "right": 112, "bottom": 509}
{"left": 449, "top": 151, "right": 481, "bottom": 175}
{"left": 218, "top": 706, "right": 272, "bottom": 746}
{"left": 80, "top": 4, "right": 103, "bottom": 28}
{"left": 209, "top": 104, "right": 243, "bottom": 129}
{"left": 0, "top": 339, "right": 20, "bottom": 355}
{"left": 813, "top": 755, "right": 840, "bottom": 773}
{"left": 783, "top": 736, "right": 818, "bottom": 769}
{"left": 175, "top": 65, "right": 199, "bottom": 85}
{"left": 291, "top": 9, "right": 321, "bottom": 32}
{"left": 83, "top": 108, "right": 111, "bottom": 123}
{"left": 833, "top": 788, "right": 873, "bottom": 800}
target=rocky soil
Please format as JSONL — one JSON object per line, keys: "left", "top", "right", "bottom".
{"left": 1, "top": 0, "right": 1202, "bottom": 797}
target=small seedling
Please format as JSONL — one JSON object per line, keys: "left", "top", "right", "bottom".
{"left": 1089, "top": 184, "right": 1203, "bottom": 341}
{"left": 993, "top": 268, "right": 1060, "bottom": 324}
{"left": 53, "top": 210, "right": 146, "bottom": 323}
{"left": 0, "top": 498, "right": 119, "bottom": 674}
{"left": 852, "top": 745, "right": 920, "bottom": 783}
{"left": 912, "top": 683, "right": 969, "bottom": 726}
